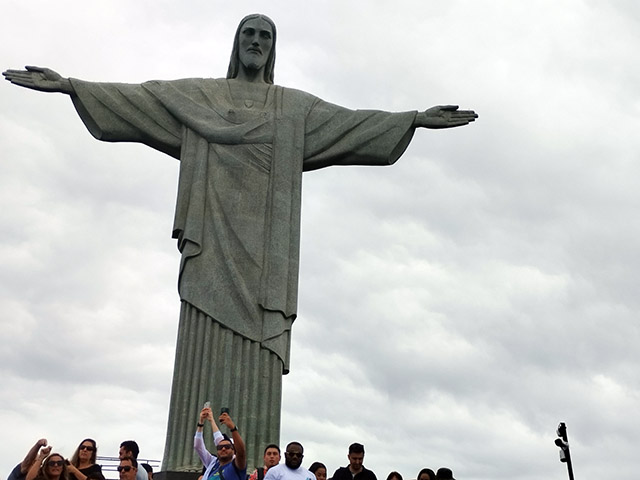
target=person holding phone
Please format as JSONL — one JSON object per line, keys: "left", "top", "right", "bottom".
{"left": 194, "top": 405, "right": 247, "bottom": 480}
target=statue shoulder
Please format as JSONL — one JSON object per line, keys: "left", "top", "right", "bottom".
{"left": 279, "top": 84, "right": 317, "bottom": 102}
{"left": 277, "top": 84, "right": 319, "bottom": 113}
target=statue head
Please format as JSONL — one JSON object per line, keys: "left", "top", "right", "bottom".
{"left": 227, "top": 13, "right": 277, "bottom": 84}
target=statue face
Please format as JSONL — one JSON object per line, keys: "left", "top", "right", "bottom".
{"left": 237, "top": 17, "right": 273, "bottom": 74}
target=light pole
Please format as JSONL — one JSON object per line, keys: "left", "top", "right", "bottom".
{"left": 555, "top": 422, "right": 575, "bottom": 480}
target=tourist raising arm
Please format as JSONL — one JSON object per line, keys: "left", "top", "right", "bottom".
{"left": 219, "top": 411, "right": 247, "bottom": 471}
{"left": 7, "top": 438, "right": 49, "bottom": 480}
{"left": 28, "top": 452, "right": 69, "bottom": 480}
{"left": 25, "top": 446, "right": 52, "bottom": 480}
{"left": 194, "top": 405, "right": 247, "bottom": 480}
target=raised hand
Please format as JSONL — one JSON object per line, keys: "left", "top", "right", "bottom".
{"left": 3, "top": 66, "right": 73, "bottom": 94}
{"left": 414, "top": 105, "right": 478, "bottom": 129}
{"left": 219, "top": 411, "right": 236, "bottom": 430}
{"left": 39, "top": 445, "right": 52, "bottom": 458}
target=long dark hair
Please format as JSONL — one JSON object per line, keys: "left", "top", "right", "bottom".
{"left": 226, "top": 13, "right": 277, "bottom": 84}
{"left": 39, "top": 453, "right": 70, "bottom": 480}
{"left": 309, "top": 462, "right": 326, "bottom": 475}
{"left": 417, "top": 469, "right": 435, "bottom": 480}
{"left": 70, "top": 438, "right": 97, "bottom": 466}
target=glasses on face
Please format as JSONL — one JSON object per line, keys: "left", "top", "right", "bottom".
{"left": 48, "top": 461, "right": 65, "bottom": 467}
{"left": 285, "top": 452, "right": 303, "bottom": 458}
{"left": 79, "top": 445, "right": 95, "bottom": 452}
{"left": 216, "top": 444, "right": 233, "bottom": 451}
{"left": 117, "top": 466, "right": 134, "bottom": 473}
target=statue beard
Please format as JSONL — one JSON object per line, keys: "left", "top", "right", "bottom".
{"left": 244, "top": 60, "right": 263, "bottom": 71}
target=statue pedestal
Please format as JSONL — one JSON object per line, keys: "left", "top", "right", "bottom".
{"left": 155, "top": 472, "right": 201, "bottom": 480}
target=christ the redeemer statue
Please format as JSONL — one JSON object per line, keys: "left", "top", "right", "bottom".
{"left": 4, "top": 13, "right": 477, "bottom": 474}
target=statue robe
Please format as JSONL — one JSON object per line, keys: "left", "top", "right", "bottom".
{"left": 69, "top": 77, "right": 417, "bottom": 471}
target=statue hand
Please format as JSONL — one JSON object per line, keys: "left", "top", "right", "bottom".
{"left": 415, "top": 105, "right": 478, "bottom": 129}
{"left": 3, "top": 66, "right": 73, "bottom": 94}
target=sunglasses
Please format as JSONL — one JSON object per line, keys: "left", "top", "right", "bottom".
{"left": 48, "top": 461, "right": 65, "bottom": 467}
{"left": 117, "top": 466, "right": 134, "bottom": 473}
{"left": 285, "top": 452, "right": 303, "bottom": 458}
{"left": 79, "top": 446, "right": 95, "bottom": 452}
{"left": 216, "top": 444, "right": 233, "bottom": 450}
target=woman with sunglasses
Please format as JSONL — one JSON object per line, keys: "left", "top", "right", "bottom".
{"left": 27, "top": 452, "right": 69, "bottom": 480}
{"left": 67, "top": 439, "right": 102, "bottom": 480}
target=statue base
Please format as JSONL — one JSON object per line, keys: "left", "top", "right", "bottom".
{"left": 154, "top": 472, "right": 201, "bottom": 480}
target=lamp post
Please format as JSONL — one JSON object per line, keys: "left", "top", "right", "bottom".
{"left": 555, "top": 422, "right": 575, "bottom": 480}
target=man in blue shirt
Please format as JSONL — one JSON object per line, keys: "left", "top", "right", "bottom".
{"left": 194, "top": 406, "right": 246, "bottom": 480}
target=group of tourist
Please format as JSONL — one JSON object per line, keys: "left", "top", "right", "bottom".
{"left": 194, "top": 406, "right": 459, "bottom": 480}
{"left": 7, "top": 407, "right": 458, "bottom": 480}
{"left": 7, "top": 439, "right": 154, "bottom": 480}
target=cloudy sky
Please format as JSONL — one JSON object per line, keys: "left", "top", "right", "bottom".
{"left": 1, "top": 1, "right": 639, "bottom": 479}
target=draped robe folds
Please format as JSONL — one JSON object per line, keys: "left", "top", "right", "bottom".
{"left": 69, "top": 77, "right": 417, "bottom": 472}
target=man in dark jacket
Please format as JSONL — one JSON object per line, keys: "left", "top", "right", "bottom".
{"left": 330, "top": 443, "right": 376, "bottom": 480}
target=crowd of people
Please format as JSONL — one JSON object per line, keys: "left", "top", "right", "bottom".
{"left": 7, "top": 439, "right": 154, "bottom": 480}
{"left": 8, "top": 407, "right": 458, "bottom": 480}
{"left": 193, "top": 406, "right": 459, "bottom": 480}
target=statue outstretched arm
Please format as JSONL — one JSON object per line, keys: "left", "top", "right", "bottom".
{"left": 413, "top": 105, "right": 478, "bottom": 129}
{"left": 3, "top": 66, "right": 74, "bottom": 95}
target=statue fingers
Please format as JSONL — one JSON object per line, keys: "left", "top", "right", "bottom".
{"left": 454, "top": 109, "right": 478, "bottom": 117}
{"left": 451, "top": 111, "right": 478, "bottom": 121}
{"left": 4, "top": 70, "right": 36, "bottom": 80}
{"left": 3, "top": 74, "right": 37, "bottom": 88}
{"left": 25, "top": 65, "right": 47, "bottom": 73}
{"left": 3, "top": 68, "right": 28, "bottom": 75}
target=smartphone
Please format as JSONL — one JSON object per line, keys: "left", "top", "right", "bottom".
{"left": 204, "top": 401, "right": 211, "bottom": 409}
{"left": 220, "top": 407, "right": 230, "bottom": 415}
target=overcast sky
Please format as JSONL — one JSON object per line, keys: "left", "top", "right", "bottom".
{"left": 1, "top": 1, "right": 639, "bottom": 479}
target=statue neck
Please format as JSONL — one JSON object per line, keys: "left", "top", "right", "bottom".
{"left": 235, "top": 65, "right": 267, "bottom": 84}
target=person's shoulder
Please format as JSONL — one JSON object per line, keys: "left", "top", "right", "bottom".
{"left": 135, "top": 465, "right": 148, "bottom": 480}
{"left": 81, "top": 464, "right": 102, "bottom": 474}
{"left": 7, "top": 464, "right": 24, "bottom": 480}
{"left": 361, "top": 468, "right": 377, "bottom": 480}
{"left": 333, "top": 467, "right": 350, "bottom": 476}
{"left": 298, "top": 467, "right": 315, "bottom": 480}
{"left": 223, "top": 460, "right": 246, "bottom": 478}
{"left": 264, "top": 464, "right": 285, "bottom": 479}
{"left": 268, "top": 464, "right": 287, "bottom": 473}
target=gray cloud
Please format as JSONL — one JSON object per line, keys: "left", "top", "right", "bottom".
{"left": 2, "top": 1, "right": 639, "bottom": 480}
